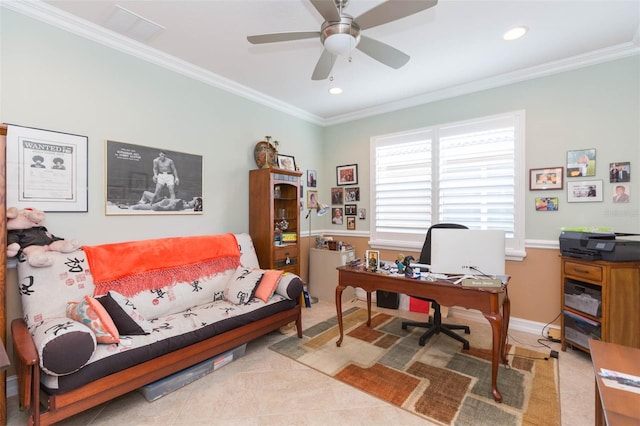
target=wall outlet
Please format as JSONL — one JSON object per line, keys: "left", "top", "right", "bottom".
{"left": 547, "top": 328, "right": 561, "bottom": 340}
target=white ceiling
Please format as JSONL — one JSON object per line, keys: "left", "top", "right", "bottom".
{"left": 9, "top": 0, "right": 640, "bottom": 125}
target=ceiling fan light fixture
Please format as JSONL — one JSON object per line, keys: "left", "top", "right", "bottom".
{"left": 329, "top": 87, "right": 343, "bottom": 95}
{"left": 503, "top": 26, "right": 528, "bottom": 41}
{"left": 324, "top": 33, "right": 357, "bottom": 56}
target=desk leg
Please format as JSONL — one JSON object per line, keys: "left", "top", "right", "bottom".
{"left": 501, "top": 293, "right": 511, "bottom": 364}
{"left": 336, "top": 284, "right": 345, "bottom": 347}
{"left": 366, "top": 291, "right": 372, "bottom": 327}
{"left": 483, "top": 312, "right": 504, "bottom": 403}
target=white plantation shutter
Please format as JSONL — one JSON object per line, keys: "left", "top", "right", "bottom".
{"left": 371, "top": 112, "right": 525, "bottom": 255}
{"left": 438, "top": 117, "right": 516, "bottom": 237}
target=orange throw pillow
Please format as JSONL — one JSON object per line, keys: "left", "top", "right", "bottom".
{"left": 254, "top": 270, "right": 284, "bottom": 302}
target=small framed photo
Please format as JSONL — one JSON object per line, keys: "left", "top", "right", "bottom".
{"left": 336, "top": 164, "right": 358, "bottom": 186}
{"left": 307, "top": 169, "right": 317, "bottom": 187}
{"left": 346, "top": 216, "right": 356, "bottom": 230}
{"left": 535, "top": 197, "right": 559, "bottom": 211}
{"left": 365, "top": 250, "right": 380, "bottom": 272}
{"left": 566, "top": 149, "right": 596, "bottom": 177}
{"left": 609, "top": 162, "right": 630, "bottom": 183}
{"left": 345, "top": 204, "right": 357, "bottom": 215}
{"left": 331, "top": 187, "right": 344, "bottom": 205}
{"left": 331, "top": 207, "right": 344, "bottom": 225}
{"left": 530, "top": 167, "right": 563, "bottom": 190}
{"left": 612, "top": 184, "right": 630, "bottom": 203}
{"left": 307, "top": 190, "right": 318, "bottom": 208}
{"left": 345, "top": 187, "right": 360, "bottom": 201}
{"left": 358, "top": 208, "right": 366, "bottom": 220}
{"left": 277, "top": 154, "right": 296, "bottom": 171}
{"left": 567, "top": 180, "right": 603, "bottom": 202}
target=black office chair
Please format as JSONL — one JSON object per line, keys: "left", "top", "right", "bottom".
{"left": 401, "top": 223, "right": 471, "bottom": 349}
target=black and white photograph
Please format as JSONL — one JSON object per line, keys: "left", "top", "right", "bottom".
{"left": 345, "top": 186, "right": 360, "bottom": 201}
{"left": 106, "top": 140, "right": 203, "bottom": 215}
{"left": 7, "top": 124, "right": 88, "bottom": 212}
{"left": 345, "top": 204, "right": 357, "bottom": 215}
{"left": 567, "top": 180, "right": 603, "bottom": 203}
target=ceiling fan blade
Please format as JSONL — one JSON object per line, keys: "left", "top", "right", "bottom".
{"left": 247, "top": 31, "right": 320, "bottom": 44}
{"left": 356, "top": 0, "right": 438, "bottom": 30}
{"left": 309, "top": 0, "right": 341, "bottom": 22}
{"left": 311, "top": 49, "right": 337, "bottom": 80}
{"left": 356, "top": 35, "right": 410, "bottom": 69}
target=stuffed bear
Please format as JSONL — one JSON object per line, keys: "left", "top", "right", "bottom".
{"left": 7, "top": 207, "right": 80, "bottom": 267}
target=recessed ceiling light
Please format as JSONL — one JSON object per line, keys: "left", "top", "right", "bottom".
{"left": 329, "top": 87, "right": 343, "bottom": 95}
{"left": 503, "top": 26, "right": 528, "bottom": 41}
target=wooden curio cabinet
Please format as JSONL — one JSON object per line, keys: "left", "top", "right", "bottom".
{"left": 249, "top": 168, "right": 302, "bottom": 274}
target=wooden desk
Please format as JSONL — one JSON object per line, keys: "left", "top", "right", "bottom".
{"left": 590, "top": 339, "right": 640, "bottom": 425}
{"left": 335, "top": 266, "right": 510, "bottom": 402}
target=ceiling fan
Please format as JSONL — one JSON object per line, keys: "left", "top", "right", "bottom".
{"left": 247, "top": 0, "right": 438, "bottom": 80}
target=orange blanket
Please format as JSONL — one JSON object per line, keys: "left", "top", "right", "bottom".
{"left": 83, "top": 234, "right": 241, "bottom": 297}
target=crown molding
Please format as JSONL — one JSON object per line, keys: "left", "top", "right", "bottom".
{"left": 324, "top": 41, "right": 640, "bottom": 125}
{"left": 1, "top": 0, "right": 325, "bottom": 126}
{"left": 4, "top": 0, "right": 639, "bottom": 127}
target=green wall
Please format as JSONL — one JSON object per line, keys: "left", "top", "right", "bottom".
{"left": 0, "top": 9, "right": 324, "bottom": 244}
{"left": 322, "top": 57, "right": 640, "bottom": 241}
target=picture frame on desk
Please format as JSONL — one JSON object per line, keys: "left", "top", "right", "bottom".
{"left": 365, "top": 250, "right": 379, "bottom": 271}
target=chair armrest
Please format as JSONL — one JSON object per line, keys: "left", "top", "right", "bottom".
{"left": 11, "top": 319, "right": 38, "bottom": 367}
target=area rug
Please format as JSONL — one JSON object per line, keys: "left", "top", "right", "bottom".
{"left": 270, "top": 308, "right": 560, "bottom": 426}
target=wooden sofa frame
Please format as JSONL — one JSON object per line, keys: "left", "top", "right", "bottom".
{"left": 12, "top": 304, "right": 302, "bottom": 425}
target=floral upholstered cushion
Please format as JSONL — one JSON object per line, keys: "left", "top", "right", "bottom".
{"left": 67, "top": 296, "right": 120, "bottom": 344}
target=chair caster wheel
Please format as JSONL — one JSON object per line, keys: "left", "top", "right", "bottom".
{"left": 463, "top": 343, "right": 470, "bottom": 350}
{"left": 401, "top": 324, "right": 408, "bottom": 330}
{"left": 464, "top": 328, "right": 471, "bottom": 334}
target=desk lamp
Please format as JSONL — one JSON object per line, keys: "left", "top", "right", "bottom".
{"left": 306, "top": 201, "right": 329, "bottom": 304}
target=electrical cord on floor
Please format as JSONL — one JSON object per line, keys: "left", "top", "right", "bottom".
{"left": 539, "top": 312, "right": 562, "bottom": 346}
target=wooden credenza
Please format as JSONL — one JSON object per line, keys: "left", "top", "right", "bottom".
{"left": 560, "top": 256, "right": 640, "bottom": 353}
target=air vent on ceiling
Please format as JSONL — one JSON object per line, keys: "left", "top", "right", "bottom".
{"left": 104, "top": 5, "right": 165, "bottom": 42}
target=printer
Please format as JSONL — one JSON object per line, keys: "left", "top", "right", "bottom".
{"left": 559, "top": 231, "right": 640, "bottom": 262}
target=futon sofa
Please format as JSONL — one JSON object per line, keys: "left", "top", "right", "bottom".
{"left": 11, "top": 233, "right": 303, "bottom": 425}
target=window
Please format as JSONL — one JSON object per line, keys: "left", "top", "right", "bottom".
{"left": 370, "top": 111, "right": 525, "bottom": 259}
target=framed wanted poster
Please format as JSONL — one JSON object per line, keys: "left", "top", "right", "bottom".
{"left": 7, "top": 124, "right": 88, "bottom": 212}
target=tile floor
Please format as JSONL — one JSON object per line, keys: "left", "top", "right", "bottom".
{"left": 7, "top": 299, "right": 595, "bottom": 425}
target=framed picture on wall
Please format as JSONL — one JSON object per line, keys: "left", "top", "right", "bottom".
{"left": 307, "top": 169, "right": 317, "bottom": 187}
{"left": 345, "top": 204, "right": 357, "bottom": 215}
{"left": 535, "top": 197, "right": 559, "bottom": 211}
{"left": 6, "top": 124, "right": 88, "bottom": 212}
{"left": 346, "top": 216, "right": 356, "bottom": 230}
{"left": 529, "top": 167, "right": 563, "bottom": 190}
{"left": 105, "top": 140, "right": 203, "bottom": 215}
{"left": 567, "top": 180, "right": 603, "bottom": 202}
{"left": 609, "top": 162, "right": 630, "bottom": 183}
{"left": 566, "top": 149, "right": 596, "bottom": 177}
{"left": 336, "top": 164, "right": 358, "bottom": 185}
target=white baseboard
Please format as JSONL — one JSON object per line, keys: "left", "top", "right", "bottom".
{"left": 449, "top": 307, "right": 559, "bottom": 336}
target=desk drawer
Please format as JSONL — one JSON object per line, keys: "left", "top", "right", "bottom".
{"left": 564, "top": 261, "right": 603, "bottom": 282}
